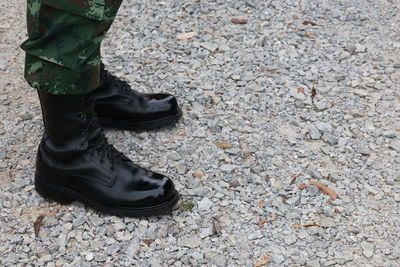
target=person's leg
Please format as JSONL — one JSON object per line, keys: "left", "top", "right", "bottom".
{"left": 22, "top": 0, "right": 182, "bottom": 128}
{"left": 22, "top": 0, "right": 179, "bottom": 216}
{"left": 21, "top": 0, "right": 123, "bottom": 95}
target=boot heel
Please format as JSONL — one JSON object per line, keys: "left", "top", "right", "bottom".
{"left": 34, "top": 174, "right": 74, "bottom": 204}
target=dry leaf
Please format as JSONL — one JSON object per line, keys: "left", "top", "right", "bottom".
{"left": 213, "top": 50, "right": 225, "bottom": 54}
{"left": 299, "top": 183, "right": 307, "bottom": 190}
{"left": 258, "top": 219, "right": 267, "bottom": 228}
{"left": 179, "top": 132, "right": 187, "bottom": 136}
{"left": 142, "top": 239, "right": 154, "bottom": 246}
{"left": 311, "top": 86, "right": 317, "bottom": 98}
{"left": 297, "top": 87, "right": 305, "bottom": 93}
{"left": 303, "top": 20, "right": 317, "bottom": 26}
{"left": 293, "top": 221, "right": 318, "bottom": 228}
{"left": 193, "top": 172, "right": 204, "bottom": 178}
{"left": 290, "top": 174, "right": 300, "bottom": 184}
{"left": 309, "top": 181, "right": 337, "bottom": 200}
{"left": 33, "top": 215, "right": 45, "bottom": 237}
{"left": 303, "top": 221, "right": 318, "bottom": 227}
{"left": 293, "top": 223, "right": 301, "bottom": 228}
{"left": 254, "top": 255, "right": 271, "bottom": 267}
{"left": 176, "top": 31, "right": 197, "bottom": 40}
{"left": 216, "top": 141, "right": 233, "bottom": 149}
{"left": 258, "top": 200, "right": 266, "bottom": 207}
{"left": 231, "top": 18, "right": 248, "bottom": 24}
{"left": 305, "top": 32, "right": 316, "bottom": 37}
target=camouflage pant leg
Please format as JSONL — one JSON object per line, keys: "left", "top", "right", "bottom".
{"left": 21, "top": 0, "right": 123, "bottom": 95}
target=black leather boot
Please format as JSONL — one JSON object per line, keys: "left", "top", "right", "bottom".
{"left": 35, "top": 90, "right": 179, "bottom": 217}
{"left": 92, "top": 64, "right": 182, "bottom": 130}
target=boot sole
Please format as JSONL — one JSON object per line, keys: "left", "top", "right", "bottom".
{"left": 34, "top": 174, "right": 179, "bottom": 217}
{"left": 98, "top": 109, "right": 182, "bottom": 130}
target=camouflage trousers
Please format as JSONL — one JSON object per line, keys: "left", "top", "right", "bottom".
{"left": 21, "top": 0, "right": 123, "bottom": 95}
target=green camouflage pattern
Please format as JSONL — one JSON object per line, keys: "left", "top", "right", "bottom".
{"left": 21, "top": 0, "right": 123, "bottom": 95}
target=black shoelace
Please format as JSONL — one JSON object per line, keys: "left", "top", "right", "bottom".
{"left": 80, "top": 99, "right": 126, "bottom": 172}
{"left": 101, "top": 67, "right": 141, "bottom": 96}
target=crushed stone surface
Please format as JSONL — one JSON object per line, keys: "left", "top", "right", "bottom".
{"left": 1, "top": 0, "right": 399, "bottom": 266}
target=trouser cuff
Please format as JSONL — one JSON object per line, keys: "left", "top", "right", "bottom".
{"left": 25, "top": 54, "right": 100, "bottom": 95}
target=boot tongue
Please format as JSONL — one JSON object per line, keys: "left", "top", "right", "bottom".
{"left": 98, "top": 65, "right": 140, "bottom": 96}
{"left": 84, "top": 111, "right": 123, "bottom": 164}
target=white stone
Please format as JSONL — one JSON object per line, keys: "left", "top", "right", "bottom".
{"left": 198, "top": 197, "right": 213, "bottom": 211}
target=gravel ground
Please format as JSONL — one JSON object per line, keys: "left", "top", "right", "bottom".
{"left": 1, "top": 0, "right": 400, "bottom": 266}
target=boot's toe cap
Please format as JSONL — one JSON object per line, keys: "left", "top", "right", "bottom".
{"left": 147, "top": 94, "right": 180, "bottom": 114}
{"left": 111, "top": 166, "right": 178, "bottom": 209}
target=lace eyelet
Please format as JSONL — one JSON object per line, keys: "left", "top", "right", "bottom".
{"left": 77, "top": 112, "right": 84, "bottom": 119}
{"left": 100, "top": 159, "right": 104, "bottom": 164}
{"left": 110, "top": 167, "right": 115, "bottom": 172}
{"left": 80, "top": 142, "right": 86, "bottom": 147}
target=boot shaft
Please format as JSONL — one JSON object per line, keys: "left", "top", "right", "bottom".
{"left": 37, "top": 90, "right": 95, "bottom": 160}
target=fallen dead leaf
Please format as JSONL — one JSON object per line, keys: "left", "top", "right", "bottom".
{"left": 309, "top": 181, "right": 337, "bottom": 200}
{"left": 305, "top": 32, "right": 316, "bottom": 37}
{"left": 258, "top": 219, "right": 267, "bottom": 228}
{"left": 254, "top": 255, "right": 271, "bottom": 267}
{"left": 299, "top": 183, "right": 308, "bottom": 190}
{"left": 303, "top": 20, "right": 317, "bottom": 26}
{"left": 33, "top": 215, "right": 45, "bottom": 237}
{"left": 213, "top": 50, "right": 225, "bottom": 54}
{"left": 258, "top": 200, "right": 266, "bottom": 207}
{"left": 176, "top": 31, "right": 198, "bottom": 40}
{"left": 192, "top": 172, "right": 204, "bottom": 178}
{"left": 231, "top": 18, "right": 248, "bottom": 24}
{"left": 293, "top": 221, "right": 318, "bottom": 228}
{"left": 311, "top": 86, "right": 317, "bottom": 99}
{"left": 303, "top": 221, "right": 318, "bottom": 227}
{"left": 216, "top": 141, "right": 233, "bottom": 149}
{"left": 297, "top": 87, "right": 305, "bottom": 93}
{"left": 290, "top": 174, "right": 300, "bottom": 184}
{"left": 179, "top": 132, "right": 187, "bottom": 136}
{"left": 142, "top": 239, "right": 154, "bottom": 246}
